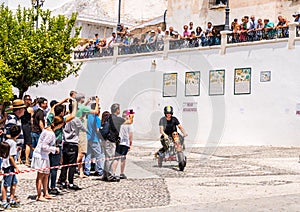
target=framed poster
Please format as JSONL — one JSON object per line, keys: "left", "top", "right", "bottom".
{"left": 209, "top": 69, "right": 225, "bottom": 96}
{"left": 163, "top": 73, "right": 177, "bottom": 97}
{"left": 234, "top": 68, "right": 251, "bottom": 95}
{"left": 260, "top": 71, "right": 271, "bottom": 82}
{"left": 185, "top": 71, "right": 200, "bottom": 96}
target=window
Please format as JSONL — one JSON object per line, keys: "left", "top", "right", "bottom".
{"left": 209, "top": 0, "right": 227, "bottom": 7}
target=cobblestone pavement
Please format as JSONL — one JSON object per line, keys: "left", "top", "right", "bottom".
{"left": 3, "top": 146, "right": 300, "bottom": 211}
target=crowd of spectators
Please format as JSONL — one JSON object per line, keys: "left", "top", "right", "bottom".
{"left": 0, "top": 92, "right": 134, "bottom": 208}
{"left": 73, "top": 11, "right": 300, "bottom": 59}
{"left": 228, "top": 13, "right": 300, "bottom": 43}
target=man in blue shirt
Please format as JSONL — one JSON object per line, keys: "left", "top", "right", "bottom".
{"left": 84, "top": 103, "right": 104, "bottom": 176}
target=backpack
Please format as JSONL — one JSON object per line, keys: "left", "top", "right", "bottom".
{"left": 99, "top": 119, "right": 109, "bottom": 140}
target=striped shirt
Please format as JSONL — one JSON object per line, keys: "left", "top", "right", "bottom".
{"left": 4, "top": 114, "right": 24, "bottom": 146}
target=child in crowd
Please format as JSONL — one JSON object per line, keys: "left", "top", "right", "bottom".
{"left": 111, "top": 110, "right": 133, "bottom": 179}
{"left": 31, "top": 116, "right": 64, "bottom": 201}
{"left": 1, "top": 125, "right": 21, "bottom": 209}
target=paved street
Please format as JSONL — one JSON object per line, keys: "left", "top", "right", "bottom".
{"left": 5, "top": 145, "right": 300, "bottom": 211}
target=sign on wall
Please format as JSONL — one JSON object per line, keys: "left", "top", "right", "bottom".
{"left": 209, "top": 69, "right": 225, "bottom": 96}
{"left": 185, "top": 71, "right": 200, "bottom": 96}
{"left": 163, "top": 73, "right": 177, "bottom": 97}
{"left": 183, "top": 102, "right": 198, "bottom": 112}
{"left": 260, "top": 71, "right": 271, "bottom": 82}
{"left": 234, "top": 68, "right": 251, "bottom": 95}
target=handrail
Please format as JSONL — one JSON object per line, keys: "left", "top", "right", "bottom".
{"left": 72, "top": 23, "right": 300, "bottom": 60}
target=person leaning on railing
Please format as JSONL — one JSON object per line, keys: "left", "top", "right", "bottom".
{"left": 276, "top": 15, "right": 289, "bottom": 38}
{"left": 263, "top": 19, "right": 275, "bottom": 39}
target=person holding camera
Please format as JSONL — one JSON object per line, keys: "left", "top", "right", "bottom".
{"left": 47, "top": 98, "right": 77, "bottom": 195}
{"left": 102, "top": 103, "right": 134, "bottom": 182}
{"left": 75, "top": 93, "right": 99, "bottom": 178}
{"left": 111, "top": 110, "right": 134, "bottom": 180}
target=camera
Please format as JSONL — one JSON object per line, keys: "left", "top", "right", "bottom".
{"left": 91, "top": 96, "right": 97, "bottom": 100}
{"left": 129, "top": 109, "right": 135, "bottom": 114}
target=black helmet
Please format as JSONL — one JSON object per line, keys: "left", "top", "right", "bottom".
{"left": 164, "top": 106, "right": 173, "bottom": 115}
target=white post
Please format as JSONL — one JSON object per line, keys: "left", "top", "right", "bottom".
{"left": 220, "top": 31, "right": 230, "bottom": 55}
{"left": 163, "top": 38, "right": 170, "bottom": 60}
{"left": 288, "top": 22, "right": 298, "bottom": 50}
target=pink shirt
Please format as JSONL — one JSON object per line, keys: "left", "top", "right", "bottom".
{"left": 183, "top": 31, "right": 190, "bottom": 37}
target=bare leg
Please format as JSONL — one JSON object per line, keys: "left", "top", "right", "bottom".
{"left": 1, "top": 185, "right": 7, "bottom": 202}
{"left": 36, "top": 173, "right": 43, "bottom": 200}
{"left": 43, "top": 174, "right": 52, "bottom": 199}
{"left": 111, "top": 159, "right": 119, "bottom": 174}
{"left": 9, "top": 183, "right": 17, "bottom": 202}
{"left": 77, "top": 152, "right": 86, "bottom": 178}
{"left": 25, "top": 144, "right": 31, "bottom": 165}
{"left": 120, "top": 159, "right": 126, "bottom": 175}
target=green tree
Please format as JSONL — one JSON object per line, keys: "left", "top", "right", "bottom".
{"left": 0, "top": 4, "right": 82, "bottom": 98}
{"left": 0, "top": 59, "right": 13, "bottom": 102}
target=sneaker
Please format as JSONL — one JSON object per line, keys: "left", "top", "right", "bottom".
{"left": 93, "top": 171, "right": 103, "bottom": 177}
{"left": 49, "top": 188, "right": 61, "bottom": 195}
{"left": 120, "top": 174, "right": 127, "bottom": 179}
{"left": 107, "top": 176, "right": 120, "bottom": 182}
{"left": 10, "top": 201, "right": 20, "bottom": 208}
{"left": 68, "top": 184, "right": 82, "bottom": 190}
{"left": 1, "top": 203, "right": 11, "bottom": 210}
{"left": 101, "top": 175, "right": 108, "bottom": 181}
{"left": 59, "top": 182, "right": 68, "bottom": 190}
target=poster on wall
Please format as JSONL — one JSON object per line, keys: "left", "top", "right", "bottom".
{"left": 163, "top": 73, "right": 177, "bottom": 97}
{"left": 260, "top": 71, "right": 271, "bottom": 82}
{"left": 234, "top": 68, "right": 251, "bottom": 95}
{"left": 209, "top": 69, "right": 225, "bottom": 96}
{"left": 185, "top": 71, "right": 200, "bottom": 96}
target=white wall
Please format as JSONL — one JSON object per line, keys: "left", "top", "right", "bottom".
{"left": 28, "top": 40, "right": 300, "bottom": 147}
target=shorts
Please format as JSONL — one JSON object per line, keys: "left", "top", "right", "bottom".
{"left": 2, "top": 166, "right": 18, "bottom": 187}
{"left": 31, "top": 156, "right": 50, "bottom": 174}
{"left": 115, "top": 145, "right": 129, "bottom": 161}
{"left": 78, "top": 131, "right": 88, "bottom": 154}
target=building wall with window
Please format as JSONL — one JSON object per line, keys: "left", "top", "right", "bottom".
{"left": 27, "top": 39, "right": 300, "bottom": 147}
{"left": 166, "top": 0, "right": 300, "bottom": 34}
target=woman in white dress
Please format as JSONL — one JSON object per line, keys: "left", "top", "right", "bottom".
{"left": 31, "top": 116, "right": 64, "bottom": 201}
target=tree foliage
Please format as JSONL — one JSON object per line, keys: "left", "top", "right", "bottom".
{"left": 0, "top": 59, "right": 13, "bottom": 102}
{"left": 0, "top": 4, "right": 82, "bottom": 98}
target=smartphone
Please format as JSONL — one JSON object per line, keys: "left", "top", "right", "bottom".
{"left": 91, "top": 96, "right": 96, "bottom": 100}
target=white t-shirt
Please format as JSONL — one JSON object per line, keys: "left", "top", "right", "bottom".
{"left": 32, "top": 129, "right": 56, "bottom": 160}
{"left": 119, "top": 124, "right": 133, "bottom": 147}
{"left": 2, "top": 139, "right": 17, "bottom": 168}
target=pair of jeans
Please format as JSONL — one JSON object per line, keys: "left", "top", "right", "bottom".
{"left": 31, "top": 132, "right": 41, "bottom": 148}
{"left": 60, "top": 143, "right": 78, "bottom": 184}
{"left": 49, "top": 149, "right": 61, "bottom": 189}
{"left": 84, "top": 141, "right": 104, "bottom": 175}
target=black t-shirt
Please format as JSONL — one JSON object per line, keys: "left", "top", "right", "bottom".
{"left": 32, "top": 108, "right": 45, "bottom": 133}
{"left": 107, "top": 114, "right": 126, "bottom": 143}
{"left": 21, "top": 108, "right": 31, "bottom": 126}
{"left": 159, "top": 116, "right": 180, "bottom": 136}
